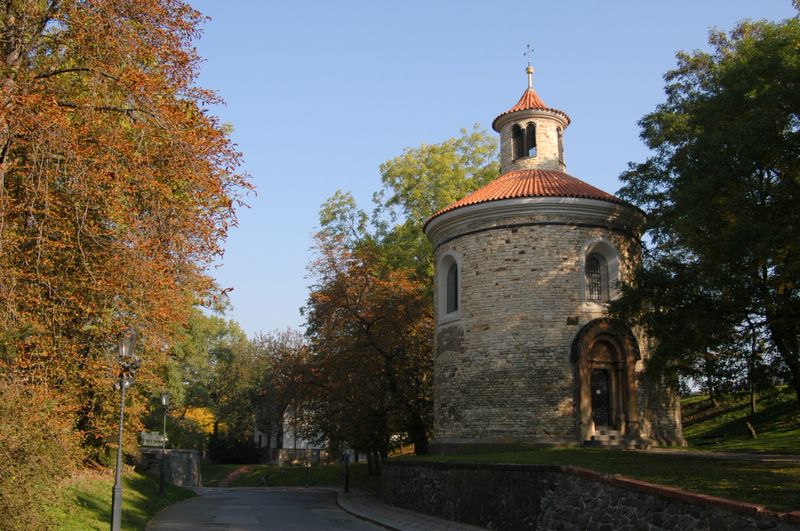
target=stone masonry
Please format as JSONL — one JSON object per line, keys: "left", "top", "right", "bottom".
{"left": 380, "top": 461, "right": 800, "bottom": 530}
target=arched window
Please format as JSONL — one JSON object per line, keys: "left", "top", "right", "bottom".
{"left": 446, "top": 263, "right": 458, "bottom": 313}
{"left": 512, "top": 124, "right": 525, "bottom": 160}
{"left": 438, "top": 254, "right": 461, "bottom": 319}
{"left": 585, "top": 253, "right": 609, "bottom": 302}
{"left": 526, "top": 123, "right": 537, "bottom": 157}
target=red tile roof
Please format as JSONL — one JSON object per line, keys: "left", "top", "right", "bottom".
{"left": 427, "top": 169, "right": 623, "bottom": 223}
{"left": 492, "top": 88, "right": 571, "bottom": 130}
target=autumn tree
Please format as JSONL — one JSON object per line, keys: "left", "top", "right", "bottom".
{"left": 303, "top": 236, "right": 433, "bottom": 461}
{"left": 0, "top": 0, "right": 249, "bottom": 465}
{"left": 611, "top": 10, "right": 800, "bottom": 401}
{"left": 300, "top": 128, "right": 497, "bottom": 459}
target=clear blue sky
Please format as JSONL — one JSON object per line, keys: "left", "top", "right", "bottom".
{"left": 187, "top": 0, "right": 796, "bottom": 338}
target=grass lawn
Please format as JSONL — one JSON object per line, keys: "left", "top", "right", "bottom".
{"left": 48, "top": 469, "right": 195, "bottom": 530}
{"left": 199, "top": 463, "right": 243, "bottom": 487}
{"left": 682, "top": 386, "right": 800, "bottom": 454}
{"left": 202, "top": 462, "right": 380, "bottom": 492}
{"left": 403, "top": 448, "right": 800, "bottom": 512}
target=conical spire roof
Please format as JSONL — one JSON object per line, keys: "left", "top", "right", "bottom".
{"left": 492, "top": 86, "right": 570, "bottom": 131}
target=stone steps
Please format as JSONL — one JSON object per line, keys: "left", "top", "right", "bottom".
{"left": 584, "top": 428, "right": 625, "bottom": 448}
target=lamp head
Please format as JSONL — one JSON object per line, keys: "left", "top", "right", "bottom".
{"left": 118, "top": 328, "right": 137, "bottom": 359}
{"left": 161, "top": 392, "right": 170, "bottom": 407}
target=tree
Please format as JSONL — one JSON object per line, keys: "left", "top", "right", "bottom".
{"left": 0, "top": 0, "right": 249, "bottom": 461}
{"left": 145, "top": 307, "right": 249, "bottom": 452}
{"left": 301, "top": 128, "right": 497, "bottom": 459}
{"left": 303, "top": 237, "right": 433, "bottom": 460}
{"left": 611, "top": 10, "right": 800, "bottom": 401}
{"left": 249, "top": 329, "right": 309, "bottom": 460}
{"left": 374, "top": 125, "right": 498, "bottom": 279}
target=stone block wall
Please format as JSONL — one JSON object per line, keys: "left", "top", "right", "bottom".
{"left": 138, "top": 448, "right": 201, "bottom": 487}
{"left": 380, "top": 461, "right": 800, "bottom": 530}
{"left": 431, "top": 207, "right": 682, "bottom": 446}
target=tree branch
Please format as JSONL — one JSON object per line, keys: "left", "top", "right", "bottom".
{"left": 35, "top": 67, "right": 120, "bottom": 82}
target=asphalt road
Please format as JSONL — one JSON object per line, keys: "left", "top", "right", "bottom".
{"left": 147, "top": 487, "right": 384, "bottom": 531}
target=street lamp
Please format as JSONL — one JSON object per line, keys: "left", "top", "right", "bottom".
{"left": 159, "top": 392, "right": 170, "bottom": 497}
{"left": 111, "top": 328, "right": 140, "bottom": 531}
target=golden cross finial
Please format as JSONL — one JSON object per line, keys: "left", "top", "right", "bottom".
{"left": 524, "top": 44, "right": 535, "bottom": 88}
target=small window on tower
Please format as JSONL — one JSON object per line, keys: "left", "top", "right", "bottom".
{"left": 526, "top": 123, "right": 537, "bottom": 157}
{"left": 557, "top": 127, "right": 564, "bottom": 164}
{"left": 512, "top": 124, "right": 525, "bottom": 160}
{"left": 446, "top": 262, "right": 459, "bottom": 313}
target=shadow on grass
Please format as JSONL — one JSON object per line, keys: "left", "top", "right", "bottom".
{"left": 53, "top": 470, "right": 195, "bottom": 530}
{"left": 683, "top": 389, "right": 800, "bottom": 453}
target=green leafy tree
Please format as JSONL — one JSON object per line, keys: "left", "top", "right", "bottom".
{"left": 140, "top": 307, "right": 247, "bottom": 451}
{"left": 611, "top": 9, "right": 800, "bottom": 401}
{"left": 374, "top": 125, "right": 499, "bottom": 278}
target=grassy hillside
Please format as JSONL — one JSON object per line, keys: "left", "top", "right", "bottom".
{"left": 48, "top": 469, "right": 195, "bottom": 530}
{"left": 681, "top": 386, "right": 800, "bottom": 454}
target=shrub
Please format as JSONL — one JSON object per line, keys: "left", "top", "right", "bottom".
{"left": 0, "top": 381, "right": 83, "bottom": 530}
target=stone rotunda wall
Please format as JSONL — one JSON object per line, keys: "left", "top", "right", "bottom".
{"left": 428, "top": 197, "right": 684, "bottom": 448}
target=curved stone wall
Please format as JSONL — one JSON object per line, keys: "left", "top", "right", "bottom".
{"left": 427, "top": 198, "right": 683, "bottom": 447}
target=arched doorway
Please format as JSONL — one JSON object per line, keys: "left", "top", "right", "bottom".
{"left": 571, "top": 319, "right": 641, "bottom": 443}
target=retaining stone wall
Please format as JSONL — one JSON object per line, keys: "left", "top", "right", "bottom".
{"left": 380, "top": 461, "right": 800, "bottom": 530}
{"left": 138, "top": 448, "right": 201, "bottom": 487}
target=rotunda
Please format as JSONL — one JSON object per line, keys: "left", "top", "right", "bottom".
{"left": 424, "top": 65, "right": 685, "bottom": 450}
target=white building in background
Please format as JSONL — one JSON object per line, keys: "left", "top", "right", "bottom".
{"left": 253, "top": 408, "right": 323, "bottom": 464}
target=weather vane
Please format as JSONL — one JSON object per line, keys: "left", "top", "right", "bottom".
{"left": 524, "top": 44, "right": 534, "bottom": 66}
{"left": 524, "top": 44, "right": 535, "bottom": 88}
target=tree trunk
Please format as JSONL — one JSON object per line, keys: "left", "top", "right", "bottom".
{"left": 766, "top": 313, "right": 800, "bottom": 404}
{"left": 409, "top": 421, "right": 429, "bottom": 455}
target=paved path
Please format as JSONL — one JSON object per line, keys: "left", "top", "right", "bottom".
{"left": 147, "top": 486, "right": 485, "bottom": 530}
{"left": 147, "top": 487, "right": 382, "bottom": 530}
{"left": 337, "top": 489, "right": 484, "bottom": 531}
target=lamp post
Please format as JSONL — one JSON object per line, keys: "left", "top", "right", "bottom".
{"left": 111, "top": 328, "right": 139, "bottom": 531}
{"left": 343, "top": 448, "right": 350, "bottom": 493}
{"left": 159, "top": 392, "right": 170, "bottom": 497}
